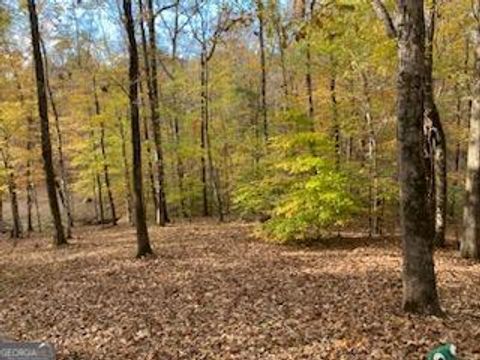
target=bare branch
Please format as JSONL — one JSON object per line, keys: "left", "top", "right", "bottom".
{"left": 371, "top": 0, "right": 397, "bottom": 39}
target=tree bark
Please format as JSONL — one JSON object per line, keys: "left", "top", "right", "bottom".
{"left": 93, "top": 76, "right": 117, "bottom": 225}
{"left": 117, "top": 116, "right": 134, "bottom": 225}
{"left": 91, "top": 129, "right": 105, "bottom": 225}
{"left": 0, "top": 191, "right": 3, "bottom": 233}
{"left": 200, "top": 50, "right": 224, "bottom": 221}
{"left": 138, "top": 0, "right": 161, "bottom": 222}
{"left": 424, "top": 0, "right": 447, "bottom": 247}
{"left": 200, "top": 51, "right": 210, "bottom": 217}
{"left": 362, "top": 73, "right": 381, "bottom": 236}
{"left": 257, "top": 0, "right": 268, "bottom": 143}
{"left": 330, "top": 69, "right": 340, "bottom": 168}
{"left": 146, "top": 0, "right": 169, "bottom": 225}
{"left": 396, "top": 0, "right": 440, "bottom": 314}
{"left": 41, "top": 40, "right": 74, "bottom": 239}
{"left": 27, "top": 0, "right": 67, "bottom": 246}
{"left": 1, "top": 151, "right": 22, "bottom": 239}
{"left": 123, "top": 0, "right": 153, "bottom": 257}
{"left": 461, "top": 19, "right": 480, "bottom": 260}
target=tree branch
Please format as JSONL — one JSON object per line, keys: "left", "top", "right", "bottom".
{"left": 371, "top": 0, "right": 397, "bottom": 39}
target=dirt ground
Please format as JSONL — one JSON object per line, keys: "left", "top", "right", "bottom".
{"left": 0, "top": 222, "right": 479, "bottom": 359}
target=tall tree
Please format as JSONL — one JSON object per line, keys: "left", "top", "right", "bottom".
{"left": 424, "top": 0, "right": 447, "bottom": 247}
{"left": 396, "top": 0, "right": 440, "bottom": 314}
{"left": 27, "top": 0, "right": 67, "bottom": 246}
{"left": 256, "top": 0, "right": 268, "bottom": 142}
{"left": 93, "top": 75, "right": 117, "bottom": 226}
{"left": 461, "top": 1, "right": 480, "bottom": 260}
{"left": 143, "top": 0, "right": 169, "bottom": 226}
{"left": 41, "top": 40, "right": 74, "bottom": 238}
{"left": 123, "top": 0, "right": 153, "bottom": 257}
{"left": 372, "top": 0, "right": 447, "bottom": 247}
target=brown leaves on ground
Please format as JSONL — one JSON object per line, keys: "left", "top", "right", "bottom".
{"left": 0, "top": 222, "right": 479, "bottom": 359}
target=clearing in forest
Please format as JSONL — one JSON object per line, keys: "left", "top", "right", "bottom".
{"left": 0, "top": 222, "right": 479, "bottom": 359}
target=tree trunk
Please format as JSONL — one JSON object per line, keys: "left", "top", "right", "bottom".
{"left": 424, "top": 0, "right": 447, "bottom": 247}
{"left": 461, "top": 21, "right": 480, "bottom": 260}
{"left": 27, "top": 0, "right": 66, "bottom": 246}
{"left": 41, "top": 40, "right": 73, "bottom": 239}
{"left": 0, "top": 192, "right": 3, "bottom": 233}
{"left": 170, "top": 3, "right": 188, "bottom": 218}
{"left": 93, "top": 76, "right": 117, "bottom": 225}
{"left": 272, "top": 6, "right": 290, "bottom": 106}
{"left": 138, "top": 0, "right": 161, "bottom": 222}
{"left": 330, "top": 69, "right": 340, "bottom": 168}
{"left": 396, "top": 0, "right": 440, "bottom": 314}
{"left": 306, "top": 40, "right": 315, "bottom": 129}
{"left": 1, "top": 151, "right": 22, "bottom": 239}
{"left": 26, "top": 156, "right": 34, "bottom": 233}
{"left": 202, "top": 53, "right": 224, "bottom": 221}
{"left": 11, "top": 68, "right": 35, "bottom": 233}
{"left": 304, "top": 0, "right": 315, "bottom": 129}
{"left": 362, "top": 73, "right": 381, "bottom": 236}
{"left": 123, "top": 0, "right": 153, "bottom": 257}
{"left": 118, "top": 116, "right": 134, "bottom": 225}
{"left": 200, "top": 52, "right": 210, "bottom": 217}
{"left": 33, "top": 185, "right": 42, "bottom": 232}
{"left": 91, "top": 129, "right": 105, "bottom": 225}
{"left": 257, "top": 0, "right": 268, "bottom": 143}
{"left": 146, "top": 0, "right": 168, "bottom": 225}
{"left": 7, "top": 167, "right": 22, "bottom": 239}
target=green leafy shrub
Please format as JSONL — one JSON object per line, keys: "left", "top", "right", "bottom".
{"left": 234, "top": 132, "right": 360, "bottom": 243}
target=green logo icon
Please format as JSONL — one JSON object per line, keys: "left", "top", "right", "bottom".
{"left": 427, "top": 344, "right": 458, "bottom": 360}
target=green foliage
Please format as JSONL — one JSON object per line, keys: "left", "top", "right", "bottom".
{"left": 234, "top": 132, "right": 359, "bottom": 243}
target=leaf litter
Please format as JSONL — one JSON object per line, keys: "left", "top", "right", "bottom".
{"left": 0, "top": 222, "right": 479, "bottom": 359}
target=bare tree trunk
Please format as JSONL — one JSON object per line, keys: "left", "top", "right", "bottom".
{"left": 100, "top": 121, "right": 117, "bottom": 225}
{"left": 452, "top": 38, "right": 471, "bottom": 241}
{"left": 96, "top": 171, "right": 105, "bottom": 225}
{"left": 118, "top": 116, "right": 134, "bottom": 225}
{"left": 33, "top": 185, "right": 42, "bottom": 232}
{"left": 138, "top": 0, "right": 161, "bottom": 222}
{"left": 93, "top": 76, "right": 117, "bottom": 225}
{"left": 1, "top": 150, "right": 22, "bottom": 239}
{"left": 27, "top": 0, "right": 67, "bottom": 246}
{"left": 146, "top": 0, "right": 169, "bottom": 225}
{"left": 396, "top": 0, "right": 440, "bottom": 314}
{"left": 92, "top": 176, "right": 99, "bottom": 223}
{"left": 0, "top": 192, "right": 3, "bottom": 233}
{"left": 7, "top": 167, "right": 22, "bottom": 239}
{"left": 306, "top": 40, "right": 315, "bottom": 129}
{"left": 200, "top": 52, "right": 210, "bottom": 217}
{"left": 11, "top": 68, "right": 35, "bottom": 233}
{"left": 123, "top": 0, "right": 153, "bottom": 257}
{"left": 26, "top": 157, "right": 34, "bottom": 233}
{"left": 91, "top": 130, "right": 105, "bottom": 225}
{"left": 272, "top": 5, "right": 290, "bottom": 106}
{"left": 424, "top": 0, "right": 447, "bottom": 247}
{"left": 330, "top": 69, "right": 340, "bottom": 168}
{"left": 304, "top": 0, "right": 315, "bottom": 129}
{"left": 257, "top": 0, "right": 268, "bottom": 143}
{"left": 41, "top": 40, "right": 73, "bottom": 239}
{"left": 362, "top": 73, "right": 381, "bottom": 236}
{"left": 201, "top": 53, "right": 224, "bottom": 221}
{"left": 143, "top": 110, "right": 160, "bottom": 219}
{"left": 461, "top": 12, "right": 480, "bottom": 260}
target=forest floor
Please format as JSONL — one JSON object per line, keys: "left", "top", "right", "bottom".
{"left": 0, "top": 221, "right": 479, "bottom": 360}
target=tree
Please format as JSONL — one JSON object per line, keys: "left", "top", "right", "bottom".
{"left": 123, "top": 0, "right": 153, "bottom": 257}
{"left": 396, "top": 0, "right": 440, "bottom": 314}
{"left": 372, "top": 0, "right": 447, "bottom": 247}
{"left": 27, "top": 0, "right": 67, "bottom": 246}
{"left": 461, "top": 1, "right": 480, "bottom": 260}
